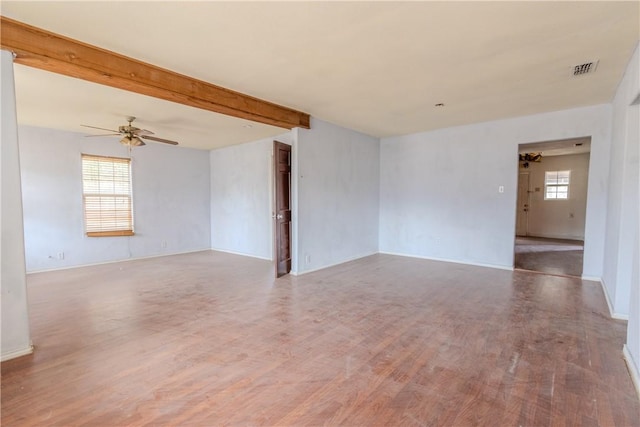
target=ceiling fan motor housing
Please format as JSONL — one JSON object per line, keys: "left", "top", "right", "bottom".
{"left": 119, "top": 125, "right": 139, "bottom": 134}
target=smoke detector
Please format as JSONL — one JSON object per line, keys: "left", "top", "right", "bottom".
{"left": 572, "top": 60, "right": 599, "bottom": 76}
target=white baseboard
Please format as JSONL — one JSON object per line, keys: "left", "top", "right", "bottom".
{"left": 292, "top": 251, "right": 378, "bottom": 276}
{"left": 599, "top": 278, "right": 629, "bottom": 320}
{"left": 27, "top": 248, "right": 213, "bottom": 274}
{"left": 600, "top": 278, "right": 616, "bottom": 318}
{"left": 210, "top": 248, "right": 272, "bottom": 261}
{"left": 623, "top": 345, "right": 640, "bottom": 399}
{"left": 1, "top": 343, "right": 34, "bottom": 362}
{"left": 379, "top": 251, "right": 514, "bottom": 272}
{"left": 525, "top": 233, "right": 584, "bottom": 242}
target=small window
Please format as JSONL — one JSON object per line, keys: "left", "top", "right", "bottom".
{"left": 81, "top": 154, "right": 134, "bottom": 237}
{"left": 545, "top": 170, "right": 570, "bottom": 200}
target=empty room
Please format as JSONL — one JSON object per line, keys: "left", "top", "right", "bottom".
{"left": 1, "top": 2, "right": 639, "bottom": 426}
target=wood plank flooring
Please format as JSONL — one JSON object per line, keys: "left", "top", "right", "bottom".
{"left": 2, "top": 252, "right": 638, "bottom": 426}
{"left": 514, "top": 237, "right": 584, "bottom": 277}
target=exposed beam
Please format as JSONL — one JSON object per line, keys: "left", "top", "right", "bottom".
{"left": 0, "top": 16, "right": 310, "bottom": 130}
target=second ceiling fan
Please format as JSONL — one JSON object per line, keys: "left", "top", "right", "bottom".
{"left": 82, "top": 116, "right": 179, "bottom": 147}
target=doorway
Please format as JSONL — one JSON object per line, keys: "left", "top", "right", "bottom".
{"left": 273, "top": 141, "right": 292, "bottom": 277}
{"left": 514, "top": 137, "right": 591, "bottom": 277}
{"left": 515, "top": 172, "right": 530, "bottom": 236}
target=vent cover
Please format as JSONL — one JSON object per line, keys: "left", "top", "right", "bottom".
{"left": 572, "top": 60, "right": 599, "bottom": 76}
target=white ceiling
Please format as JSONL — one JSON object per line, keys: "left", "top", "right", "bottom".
{"left": 2, "top": 1, "right": 639, "bottom": 151}
{"left": 519, "top": 136, "right": 591, "bottom": 157}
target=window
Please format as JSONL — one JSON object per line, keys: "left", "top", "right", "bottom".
{"left": 81, "top": 154, "right": 134, "bottom": 236}
{"left": 545, "top": 170, "right": 570, "bottom": 200}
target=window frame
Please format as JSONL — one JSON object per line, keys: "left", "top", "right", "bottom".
{"left": 81, "top": 154, "right": 135, "bottom": 237}
{"left": 544, "top": 170, "right": 570, "bottom": 200}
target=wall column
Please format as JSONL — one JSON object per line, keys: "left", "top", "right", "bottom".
{"left": 1, "top": 49, "right": 32, "bottom": 361}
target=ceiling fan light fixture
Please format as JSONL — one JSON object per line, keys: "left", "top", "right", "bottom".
{"left": 120, "top": 136, "right": 145, "bottom": 146}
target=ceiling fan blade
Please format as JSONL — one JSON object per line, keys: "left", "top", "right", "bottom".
{"left": 132, "top": 128, "right": 154, "bottom": 136}
{"left": 85, "top": 133, "right": 122, "bottom": 137}
{"left": 81, "top": 124, "right": 120, "bottom": 133}
{"left": 140, "top": 135, "right": 179, "bottom": 145}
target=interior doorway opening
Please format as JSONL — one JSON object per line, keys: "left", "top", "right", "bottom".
{"left": 514, "top": 137, "right": 591, "bottom": 277}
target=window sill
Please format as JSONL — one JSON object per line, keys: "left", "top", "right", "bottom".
{"left": 86, "top": 230, "right": 135, "bottom": 237}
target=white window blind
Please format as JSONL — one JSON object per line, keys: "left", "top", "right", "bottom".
{"left": 544, "top": 170, "right": 570, "bottom": 200}
{"left": 81, "top": 154, "right": 134, "bottom": 237}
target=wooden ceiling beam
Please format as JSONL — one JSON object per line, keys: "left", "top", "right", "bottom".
{"left": 0, "top": 16, "right": 310, "bottom": 130}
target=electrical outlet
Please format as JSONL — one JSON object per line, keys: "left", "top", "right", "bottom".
{"left": 305, "top": 254, "right": 311, "bottom": 264}
{"left": 161, "top": 240, "right": 167, "bottom": 248}
{"left": 57, "top": 252, "right": 64, "bottom": 260}
{"left": 498, "top": 185, "right": 504, "bottom": 193}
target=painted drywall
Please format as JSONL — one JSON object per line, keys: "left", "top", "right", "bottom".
{"left": 1, "top": 50, "right": 32, "bottom": 361}
{"left": 209, "top": 131, "right": 294, "bottom": 260}
{"left": 290, "top": 128, "right": 300, "bottom": 274}
{"left": 519, "top": 153, "right": 590, "bottom": 240}
{"left": 19, "top": 125, "right": 211, "bottom": 272}
{"left": 625, "top": 96, "right": 639, "bottom": 386}
{"left": 626, "top": 231, "right": 639, "bottom": 394}
{"left": 295, "top": 118, "right": 379, "bottom": 274}
{"left": 380, "top": 104, "right": 611, "bottom": 276}
{"left": 604, "top": 42, "right": 639, "bottom": 370}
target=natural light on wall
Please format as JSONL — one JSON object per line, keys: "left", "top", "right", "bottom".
{"left": 81, "top": 154, "right": 134, "bottom": 237}
{"left": 544, "top": 170, "right": 570, "bottom": 200}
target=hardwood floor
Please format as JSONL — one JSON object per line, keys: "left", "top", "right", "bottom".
{"left": 514, "top": 236, "right": 584, "bottom": 277}
{"left": 2, "top": 252, "right": 638, "bottom": 426}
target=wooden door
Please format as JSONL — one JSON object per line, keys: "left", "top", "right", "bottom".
{"left": 274, "top": 141, "right": 292, "bottom": 277}
{"left": 516, "top": 172, "right": 530, "bottom": 236}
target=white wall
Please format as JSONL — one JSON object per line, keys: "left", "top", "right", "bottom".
{"left": 295, "top": 118, "right": 379, "bottom": 274}
{"left": 1, "top": 50, "right": 32, "bottom": 361}
{"left": 209, "top": 131, "right": 294, "bottom": 260}
{"left": 604, "top": 42, "right": 640, "bottom": 319}
{"left": 605, "top": 42, "right": 639, "bottom": 384}
{"left": 19, "top": 125, "right": 211, "bottom": 272}
{"left": 380, "top": 104, "right": 611, "bottom": 275}
{"left": 627, "top": 232, "right": 639, "bottom": 392}
{"left": 521, "top": 153, "right": 590, "bottom": 240}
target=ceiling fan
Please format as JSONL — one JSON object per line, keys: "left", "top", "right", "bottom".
{"left": 81, "top": 116, "right": 179, "bottom": 147}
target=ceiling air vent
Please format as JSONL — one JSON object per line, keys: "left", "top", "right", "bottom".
{"left": 572, "top": 60, "right": 599, "bottom": 76}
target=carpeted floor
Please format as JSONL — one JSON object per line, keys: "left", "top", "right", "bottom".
{"left": 514, "top": 236, "right": 584, "bottom": 277}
